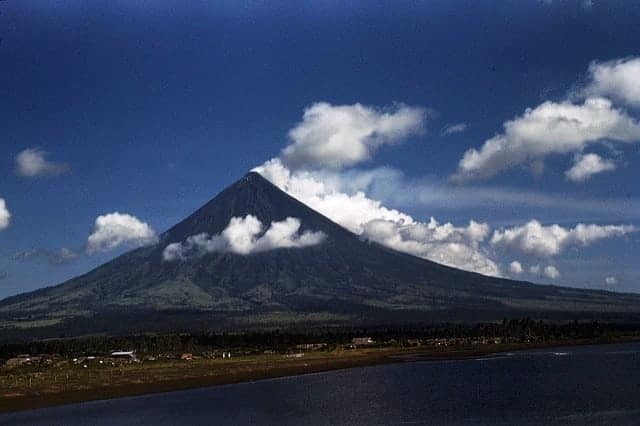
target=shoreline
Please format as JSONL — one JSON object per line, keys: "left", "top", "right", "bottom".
{"left": 1, "top": 338, "right": 636, "bottom": 414}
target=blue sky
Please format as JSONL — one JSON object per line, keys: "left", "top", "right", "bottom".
{"left": 1, "top": 0, "right": 639, "bottom": 298}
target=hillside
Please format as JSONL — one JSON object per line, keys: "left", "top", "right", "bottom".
{"left": 1, "top": 172, "right": 639, "bottom": 338}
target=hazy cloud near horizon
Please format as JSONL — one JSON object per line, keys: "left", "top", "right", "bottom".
{"left": 11, "top": 247, "right": 79, "bottom": 265}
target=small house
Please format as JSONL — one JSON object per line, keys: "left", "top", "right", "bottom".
{"left": 351, "top": 337, "right": 375, "bottom": 346}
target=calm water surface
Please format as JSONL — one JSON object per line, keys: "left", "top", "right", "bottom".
{"left": 3, "top": 342, "right": 640, "bottom": 425}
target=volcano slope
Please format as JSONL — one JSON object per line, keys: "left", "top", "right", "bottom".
{"left": 1, "top": 172, "right": 639, "bottom": 338}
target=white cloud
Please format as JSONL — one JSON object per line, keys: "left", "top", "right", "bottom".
{"left": 605, "top": 276, "right": 618, "bottom": 285}
{"left": 565, "top": 153, "right": 616, "bottom": 182}
{"left": 163, "top": 215, "right": 325, "bottom": 261}
{"left": 528, "top": 264, "right": 559, "bottom": 279}
{"left": 360, "top": 218, "right": 499, "bottom": 277}
{"left": 254, "top": 159, "right": 500, "bottom": 276}
{"left": 15, "top": 148, "right": 69, "bottom": 177}
{"left": 509, "top": 261, "right": 523, "bottom": 275}
{"left": 12, "top": 247, "right": 78, "bottom": 265}
{"left": 442, "top": 123, "right": 468, "bottom": 135}
{"left": 252, "top": 100, "right": 639, "bottom": 279}
{"left": 87, "top": 212, "right": 158, "bottom": 253}
{"left": 53, "top": 247, "right": 78, "bottom": 264}
{"left": 491, "top": 219, "right": 637, "bottom": 257}
{"left": 282, "top": 102, "right": 426, "bottom": 170}
{"left": 0, "top": 199, "right": 10, "bottom": 230}
{"left": 288, "top": 163, "right": 640, "bottom": 220}
{"left": 254, "top": 159, "right": 413, "bottom": 235}
{"left": 543, "top": 265, "right": 560, "bottom": 279}
{"left": 585, "top": 57, "right": 640, "bottom": 107}
{"left": 452, "top": 97, "right": 640, "bottom": 182}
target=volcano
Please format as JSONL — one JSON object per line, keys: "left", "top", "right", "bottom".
{"left": 2, "top": 172, "right": 640, "bottom": 337}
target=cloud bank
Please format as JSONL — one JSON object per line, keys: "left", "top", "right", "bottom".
{"left": 565, "top": 153, "right": 616, "bottom": 182}
{"left": 360, "top": 217, "right": 499, "bottom": 276}
{"left": 282, "top": 102, "right": 426, "bottom": 170}
{"left": 163, "top": 215, "right": 325, "bottom": 261}
{"left": 491, "top": 219, "right": 637, "bottom": 257}
{"left": 87, "top": 212, "right": 158, "bottom": 253}
{"left": 254, "top": 158, "right": 500, "bottom": 276}
{"left": 0, "top": 199, "right": 10, "bottom": 230}
{"left": 15, "top": 148, "right": 69, "bottom": 177}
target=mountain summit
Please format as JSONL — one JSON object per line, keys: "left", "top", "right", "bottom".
{"left": 2, "top": 172, "right": 639, "bottom": 337}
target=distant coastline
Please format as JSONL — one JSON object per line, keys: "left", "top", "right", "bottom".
{"left": 2, "top": 337, "right": 637, "bottom": 414}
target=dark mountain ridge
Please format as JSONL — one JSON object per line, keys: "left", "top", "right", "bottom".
{"left": 2, "top": 172, "right": 640, "bottom": 337}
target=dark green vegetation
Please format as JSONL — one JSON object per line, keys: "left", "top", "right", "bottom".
{"left": 1, "top": 172, "right": 640, "bottom": 339}
{"left": 1, "top": 320, "right": 638, "bottom": 359}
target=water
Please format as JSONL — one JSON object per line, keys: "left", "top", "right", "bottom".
{"left": 3, "top": 342, "right": 640, "bottom": 425}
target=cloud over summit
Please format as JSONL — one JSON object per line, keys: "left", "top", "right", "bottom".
{"left": 254, "top": 159, "right": 500, "bottom": 276}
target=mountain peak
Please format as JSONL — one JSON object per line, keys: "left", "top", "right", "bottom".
{"left": 3, "top": 171, "right": 640, "bottom": 337}
{"left": 244, "top": 170, "right": 266, "bottom": 180}
{"left": 161, "top": 169, "right": 347, "bottom": 244}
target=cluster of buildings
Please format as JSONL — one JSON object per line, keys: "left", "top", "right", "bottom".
{"left": 1, "top": 336, "right": 526, "bottom": 370}
{"left": 2, "top": 351, "right": 138, "bottom": 370}
{"left": 2, "top": 354, "right": 60, "bottom": 369}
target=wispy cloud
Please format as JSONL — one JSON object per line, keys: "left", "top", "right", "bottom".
{"left": 11, "top": 247, "right": 79, "bottom": 265}
{"left": 15, "top": 148, "right": 70, "bottom": 177}
{"left": 441, "top": 122, "right": 468, "bottom": 135}
{"left": 328, "top": 166, "right": 640, "bottom": 220}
